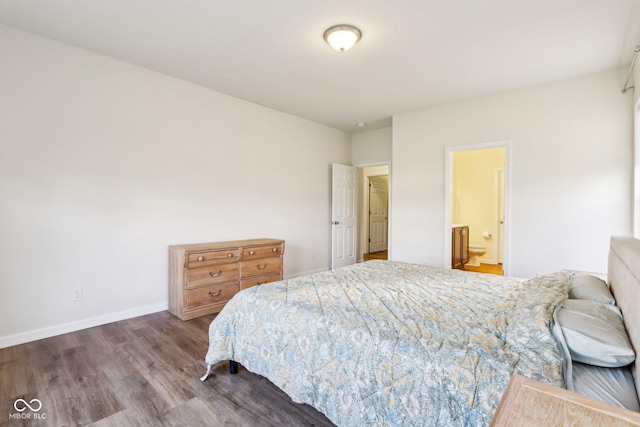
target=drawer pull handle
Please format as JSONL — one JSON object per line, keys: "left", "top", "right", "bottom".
{"left": 227, "top": 253, "right": 233, "bottom": 258}
{"left": 257, "top": 263, "right": 267, "bottom": 269}
{"left": 249, "top": 250, "right": 255, "bottom": 255}
{"left": 197, "top": 256, "right": 204, "bottom": 261}
{"left": 208, "top": 290, "right": 222, "bottom": 297}
{"left": 272, "top": 248, "right": 278, "bottom": 253}
{"left": 209, "top": 270, "right": 222, "bottom": 277}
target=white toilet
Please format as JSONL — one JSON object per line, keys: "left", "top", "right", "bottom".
{"left": 467, "top": 245, "right": 486, "bottom": 267}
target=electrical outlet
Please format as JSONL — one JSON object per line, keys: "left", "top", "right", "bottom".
{"left": 72, "top": 288, "right": 82, "bottom": 302}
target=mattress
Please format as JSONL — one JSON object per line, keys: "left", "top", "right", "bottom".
{"left": 204, "top": 260, "right": 570, "bottom": 426}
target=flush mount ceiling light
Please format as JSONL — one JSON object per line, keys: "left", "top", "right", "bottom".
{"left": 323, "top": 24, "right": 362, "bottom": 52}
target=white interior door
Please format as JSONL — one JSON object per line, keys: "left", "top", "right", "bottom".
{"left": 369, "top": 176, "right": 388, "bottom": 253}
{"left": 332, "top": 164, "right": 357, "bottom": 269}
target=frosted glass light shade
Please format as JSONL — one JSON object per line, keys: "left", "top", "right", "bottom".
{"left": 324, "top": 25, "right": 361, "bottom": 52}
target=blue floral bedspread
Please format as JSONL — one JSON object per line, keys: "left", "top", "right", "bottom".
{"left": 204, "top": 260, "right": 569, "bottom": 426}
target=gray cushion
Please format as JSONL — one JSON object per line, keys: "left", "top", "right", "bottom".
{"left": 572, "top": 362, "right": 640, "bottom": 411}
{"left": 556, "top": 299, "right": 635, "bottom": 367}
{"left": 569, "top": 274, "right": 615, "bottom": 305}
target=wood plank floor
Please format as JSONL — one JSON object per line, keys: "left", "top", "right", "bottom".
{"left": 462, "top": 263, "right": 503, "bottom": 276}
{"left": 363, "top": 251, "right": 387, "bottom": 261}
{"left": 0, "top": 312, "right": 335, "bottom": 427}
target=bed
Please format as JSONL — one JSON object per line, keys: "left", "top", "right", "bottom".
{"left": 201, "top": 236, "right": 640, "bottom": 426}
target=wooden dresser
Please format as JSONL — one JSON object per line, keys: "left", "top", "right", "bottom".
{"left": 169, "top": 238, "right": 285, "bottom": 320}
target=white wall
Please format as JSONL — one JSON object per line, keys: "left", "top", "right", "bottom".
{"left": 0, "top": 25, "right": 350, "bottom": 347}
{"left": 352, "top": 127, "right": 392, "bottom": 166}
{"left": 393, "top": 69, "right": 633, "bottom": 278}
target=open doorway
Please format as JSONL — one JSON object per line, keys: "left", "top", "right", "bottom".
{"left": 368, "top": 175, "right": 389, "bottom": 253}
{"left": 359, "top": 165, "right": 390, "bottom": 261}
{"left": 445, "top": 142, "right": 510, "bottom": 275}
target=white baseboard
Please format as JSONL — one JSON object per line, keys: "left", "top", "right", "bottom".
{"left": 2, "top": 268, "right": 333, "bottom": 349}
{"left": 0, "top": 302, "right": 168, "bottom": 349}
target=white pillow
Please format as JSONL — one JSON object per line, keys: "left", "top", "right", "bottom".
{"left": 568, "top": 274, "right": 615, "bottom": 305}
{"left": 556, "top": 299, "right": 635, "bottom": 367}
{"left": 572, "top": 362, "right": 640, "bottom": 411}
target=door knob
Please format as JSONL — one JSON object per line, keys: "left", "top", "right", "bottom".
{"left": 332, "top": 221, "right": 340, "bottom": 225}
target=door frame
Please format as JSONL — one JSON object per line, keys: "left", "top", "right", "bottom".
{"left": 495, "top": 167, "right": 505, "bottom": 264}
{"left": 444, "top": 141, "right": 511, "bottom": 275}
{"left": 634, "top": 96, "right": 640, "bottom": 238}
{"left": 355, "top": 162, "right": 392, "bottom": 262}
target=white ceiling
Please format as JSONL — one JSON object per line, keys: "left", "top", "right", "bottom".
{"left": 1, "top": 0, "right": 639, "bottom": 132}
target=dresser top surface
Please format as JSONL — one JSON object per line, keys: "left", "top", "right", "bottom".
{"left": 169, "top": 238, "right": 284, "bottom": 253}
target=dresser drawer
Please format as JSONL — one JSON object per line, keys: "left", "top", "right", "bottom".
{"left": 185, "top": 282, "right": 238, "bottom": 309}
{"left": 240, "top": 272, "right": 282, "bottom": 290}
{"left": 188, "top": 249, "right": 240, "bottom": 267}
{"left": 187, "top": 263, "right": 239, "bottom": 289}
{"left": 240, "top": 257, "right": 282, "bottom": 278}
{"left": 242, "top": 244, "right": 284, "bottom": 261}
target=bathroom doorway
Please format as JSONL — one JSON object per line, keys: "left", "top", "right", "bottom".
{"left": 445, "top": 142, "right": 510, "bottom": 275}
